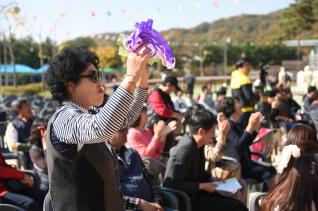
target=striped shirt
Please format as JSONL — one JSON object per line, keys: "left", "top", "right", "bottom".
{"left": 50, "top": 86, "right": 147, "bottom": 158}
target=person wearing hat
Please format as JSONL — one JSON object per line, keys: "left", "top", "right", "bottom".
{"left": 230, "top": 58, "right": 257, "bottom": 113}
{"left": 147, "top": 75, "right": 183, "bottom": 128}
{"left": 147, "top": 75, "right": 183, "bottom": 159}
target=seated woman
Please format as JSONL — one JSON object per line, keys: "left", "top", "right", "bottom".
{"left": 163, "top": 106, "right": 247, "bottom": 211}
{"left": 127, "top": 107, "right": 177, "bottom": 161}
{"left": 218, "top": 97, "right": 276, "bottom": 191}
{"left": 282, "top": 124, "right": 318, "bottom": 152}
{"left": 261, "top": 148, "right": 318, "bottom": 210}
{"left": 29, "top": 123, "right": 48, "bottom": 191}
{"left": 0, "top": 152, "right": 46, "bottom": 211}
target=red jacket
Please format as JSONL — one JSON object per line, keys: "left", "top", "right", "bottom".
{"left": 148, "top": 89, "right": 174, "bottom": 118}
{"left": 0, "top": 153, "right": 25, "bottom": 197}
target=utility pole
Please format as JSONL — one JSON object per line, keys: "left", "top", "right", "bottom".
{"left": 223, "top": 38, "right": 231, "bottom": 75}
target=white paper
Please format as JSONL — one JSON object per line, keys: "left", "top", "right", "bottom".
{"left": 213, "top": 178, "right": 242, "bottom": 192}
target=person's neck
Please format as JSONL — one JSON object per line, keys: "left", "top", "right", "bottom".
{"left": 231, "top": 113, "right": 241, "bottom": 123}
{"left": 240, "top": 69, "right": 248, "bottom": 75}
{"left": 159, "top": 85, "right": 170, "bottom": 94}
{"left": 192, "top": 134, "right": 204, "bottom": 148}
{"left": 18, "top": 115, "right": 30, "bottom": 121}
{"left": 68, "top": 98, "right": 90, "bottom": 110}
{"left": 112, "top": 143, "right": 123, "bottom": 151}
{"left": 135, "top": 125, "right": 144, "bottom": 131}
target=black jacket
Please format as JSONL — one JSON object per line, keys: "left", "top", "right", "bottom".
{"left": 223, "top": 119, "right": 257, "bottom": 164}
{"left": 163, "top": 134, "right": 210, "bottom": 201}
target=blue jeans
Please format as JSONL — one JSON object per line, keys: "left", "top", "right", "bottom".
{"left": 1, "top": 188, "right": 46, "bottom": 211}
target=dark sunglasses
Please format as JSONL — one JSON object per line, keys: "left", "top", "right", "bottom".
{"left": 79, "top": 70, "right": 102, "bottom": 83}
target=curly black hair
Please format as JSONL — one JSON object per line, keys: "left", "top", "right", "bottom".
{"left": 45, "top": 46, "right": 100, "bottom": 103}
{"left": 217, "top": 97, "right": 236, "bottom": 118}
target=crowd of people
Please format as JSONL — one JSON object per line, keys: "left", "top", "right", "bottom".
{"left": 0, "top": 47, "right": 317, "bottom": 211}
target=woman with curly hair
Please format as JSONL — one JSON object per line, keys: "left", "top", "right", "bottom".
{"left": 45, "top": 46, "right": 150, "bottom": 211}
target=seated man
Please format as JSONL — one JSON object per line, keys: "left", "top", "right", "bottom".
{"left": 5, "top": 97, "right": 34, "bottom": 169}
{"left": 110, "top": 128, "right": 164, "bottom": 211}
{"left": 163, "top": 106, "right": 247, "bottom": 211}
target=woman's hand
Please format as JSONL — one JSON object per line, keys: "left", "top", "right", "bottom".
{"left": 163, "top": 120, "right": 177, "bottom": 136}
{"left": 153, "top": 120, "right": 166, "bottom": 138}
{"left": 246, "top": 112, "right": 264, "bottom": 133}
{"left": 217, "top": 113, "right": 230, "bottom": 137}
{"left": 126, "top": 45, "right": 151, "bottom": 79}
{"left": 121, "top": 45, "right": 151, "bottom": 93}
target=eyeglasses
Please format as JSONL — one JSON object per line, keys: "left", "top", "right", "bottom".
{"left": 79, "top": 70, "right": 102, "bottom": 83}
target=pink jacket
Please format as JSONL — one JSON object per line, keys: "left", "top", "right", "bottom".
{"left": 127, "top": 128, "right": 165, "bottom": 160}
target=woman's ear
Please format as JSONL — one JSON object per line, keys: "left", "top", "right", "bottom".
{"left": 65, "top": 81, "right": 74, "bottom": 88}
{"left": 65, "top": 81, "right": 75, "bottom": 95}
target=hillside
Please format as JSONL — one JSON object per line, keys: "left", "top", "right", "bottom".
{"left": 87, "top": 4, "right": 318, "bottom": 46}
{"left": 161, "top": 11, "right": 282, "bottom": 44}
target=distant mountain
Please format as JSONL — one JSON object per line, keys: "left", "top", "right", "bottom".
{"left": 160, "top": 11, "right": 283, "bottom": 44}
{"left": 91, "top": 11, "right": 283, "bottom": 46}
{"left": 70, "top": 3, "right": 318, "bottom": 46}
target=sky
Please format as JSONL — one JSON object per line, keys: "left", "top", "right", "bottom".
{"left": 1, "top": 0, "right": 295, "bottom": 43}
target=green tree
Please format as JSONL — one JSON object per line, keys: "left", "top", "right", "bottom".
{"left": 13, "top": 37, "right": 40, "bottom": 68}
{"left": 58, "top": 37, "right": 97, "bottom": 51}
{"left": 280, "top": 0, "right": 317, "bottom": 39}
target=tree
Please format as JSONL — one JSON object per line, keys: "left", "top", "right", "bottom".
{"left": 91, "top": 45, "right": 123, "bottom": 68}
{"left": 203, "top": 45, "right": 223, "bottom": 65}
{"left": 13, "top": 37, "right": 39, "bottom": 68}
{"left": 280, "top": 0, "right": 317, "bottom": 39}
{"left": 58, "top": 37, "right": 97, "bottom": 51}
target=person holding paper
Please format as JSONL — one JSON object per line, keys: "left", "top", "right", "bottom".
{"left": 163, "top": 105, "right": 247, "bottom": 211}
{"left": 218, "top": 97, "right": 276, "bottom": 191}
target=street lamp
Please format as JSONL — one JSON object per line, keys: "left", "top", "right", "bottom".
{"left": 193, "top": 55, "right": 203, "bottom": 76}
{"left": 224, "top": 37, "right": 231, "bottom": 75}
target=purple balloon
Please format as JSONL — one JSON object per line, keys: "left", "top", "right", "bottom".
{"left": 123, "top": 19, "right": 175, "bottom": 69}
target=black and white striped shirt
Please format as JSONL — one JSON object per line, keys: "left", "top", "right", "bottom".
{"left": 50, "top": 86, "right": 147, "bottom": 158}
